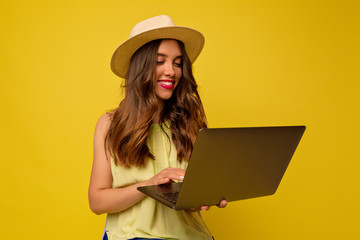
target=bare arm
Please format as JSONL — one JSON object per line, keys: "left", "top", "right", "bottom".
{"left": 88, "top": 114, "right": 185, "bottom": 215}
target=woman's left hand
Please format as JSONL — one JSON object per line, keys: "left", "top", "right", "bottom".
{"left": 187, "top": 199, "right": 227, "bottom": 212}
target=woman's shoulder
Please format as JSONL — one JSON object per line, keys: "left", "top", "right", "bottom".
{"left": 95, "top": 111, "right": 114, "bottom": 133}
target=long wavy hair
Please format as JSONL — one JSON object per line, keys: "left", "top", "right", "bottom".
{"left": 105, "top": 39, "right": 207, "bottom": 168}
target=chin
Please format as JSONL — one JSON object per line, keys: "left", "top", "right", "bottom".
{"left": 157, "top": 95, "right": 173, "bottom": 101}
{"left": 156, "top": 92, "right": 174, "bottom": 101}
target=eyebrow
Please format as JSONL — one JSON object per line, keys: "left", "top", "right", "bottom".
{"left": 157, "top": 53, "right": 183, "bottom": 59}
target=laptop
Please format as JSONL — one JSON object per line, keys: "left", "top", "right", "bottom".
{"left": 137, "top": 126, "right": 306, "bottom": 210}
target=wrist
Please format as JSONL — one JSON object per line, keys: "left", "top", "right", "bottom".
{"left": 138, "top": 180, "right": 148, "bottom": 188}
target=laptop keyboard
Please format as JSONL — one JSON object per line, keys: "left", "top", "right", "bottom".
{"left": 156, "top": 192, "right": 179, "bottom": 205}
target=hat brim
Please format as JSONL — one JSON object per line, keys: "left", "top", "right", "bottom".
{"left": 111, "top": 26, "right": 205, "bottom": 78}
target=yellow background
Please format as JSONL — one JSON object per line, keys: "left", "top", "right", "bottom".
{"left": 1, "top": 0, "right": 359, "bottom": 239}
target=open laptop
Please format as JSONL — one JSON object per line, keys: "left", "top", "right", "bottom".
{"left": 137, "top": 126, "right": 305, "bottom": 210}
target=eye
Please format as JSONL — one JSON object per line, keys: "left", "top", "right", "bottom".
{"left": 156, "top": 56, "right": 165, "bottom": 65}
{"left": 174, "top": 60, "right": 182, "bottom": 67}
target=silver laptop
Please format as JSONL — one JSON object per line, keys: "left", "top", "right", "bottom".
{"left": 137, "top": 126, "right": 305, "bottom": 210}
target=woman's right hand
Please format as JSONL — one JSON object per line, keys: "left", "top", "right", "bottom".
{"left": 141, "top": 167, "right": 185, "bottom": 186}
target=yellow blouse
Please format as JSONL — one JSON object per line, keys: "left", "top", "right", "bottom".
{"left": 105, "top": 123, "right": 213, "bottom": 240}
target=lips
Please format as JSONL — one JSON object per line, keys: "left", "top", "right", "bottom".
{"left": 157, "top": 79, "right": 175, "bottom": 89}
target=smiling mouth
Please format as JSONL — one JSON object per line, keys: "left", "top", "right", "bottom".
{"left": 158, "top": 80, "right": 175, "bottom": 89}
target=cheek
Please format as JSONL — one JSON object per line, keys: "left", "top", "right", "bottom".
{"left": 155, "top": 66, "right": 162, "bottom": 78}
{"left": 175, "top": 70, "right": 182, "bottom": 88}
{"left": 176, "top": 68, "right": 182, "bottom": 80}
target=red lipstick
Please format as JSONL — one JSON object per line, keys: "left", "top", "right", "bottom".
{"left": 158, "top": 79, "right": 175, "bottom": 89}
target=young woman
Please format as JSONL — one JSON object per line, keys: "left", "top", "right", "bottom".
{"left": 88, "top": 15, "right": 227, "bottom": 240}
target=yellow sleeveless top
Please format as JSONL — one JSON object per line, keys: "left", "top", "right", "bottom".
{"left": 105, "top": 123, "right": 213, "bottom": 240}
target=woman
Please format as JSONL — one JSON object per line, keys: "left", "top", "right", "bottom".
{"left": 89, "top": 15, "right": 227, "bottom": 240}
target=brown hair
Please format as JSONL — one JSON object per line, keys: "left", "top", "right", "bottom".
{"left": 105, "top": 39, "right": 207, "bottom": 168}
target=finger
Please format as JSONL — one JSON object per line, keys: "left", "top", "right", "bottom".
{"left": 200, "top": 206, "right": 210, "bottom": 211}
{"left": 174, "top": 174, "right": 184, "bottom": 181}
{"left": 161, "top": 172, "right": 184, "bottom": 181}
{"left": 217, "top": 200, "right": 227, "bottom": 208}
{"left": 158, "top": 177, "right": 172, "bottom": 185}
{"left": 163, "top": 168, "right": 186, "bottom": 179}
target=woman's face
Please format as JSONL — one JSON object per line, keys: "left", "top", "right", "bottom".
{"left": 154, "top": 39, "right": 183, "bottom": 101}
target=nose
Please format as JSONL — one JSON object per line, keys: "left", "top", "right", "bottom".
{"left": 164, "top": 62, "right": 175, "bottom": 77}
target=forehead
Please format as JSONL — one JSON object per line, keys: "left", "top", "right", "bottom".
{"left": 157, "top": 39, "right": 182, "bottom": 56}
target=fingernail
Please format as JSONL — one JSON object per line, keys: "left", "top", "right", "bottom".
{"left": 180, "top": 176, "right": 184, "bottom": 179}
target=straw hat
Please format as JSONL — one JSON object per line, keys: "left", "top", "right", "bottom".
{"left": 110, "top": 15, "right": 205, "bottom": 78}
